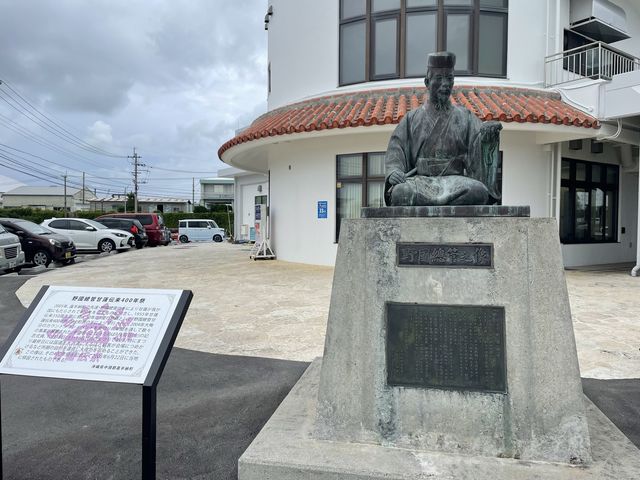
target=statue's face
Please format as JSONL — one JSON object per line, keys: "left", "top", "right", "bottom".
{"left": 426, "top": 69, "right": 454, "bottom": 108}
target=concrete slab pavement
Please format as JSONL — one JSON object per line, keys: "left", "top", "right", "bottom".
{"left": 15, "top": 242, "right": 640, "bottom": 380}
{"left": 16, "top": 243, "right": 333, "bottom": 362}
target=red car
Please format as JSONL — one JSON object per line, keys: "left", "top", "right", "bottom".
{"left": 95, "top": 213, "right": 170, "bottom": 247}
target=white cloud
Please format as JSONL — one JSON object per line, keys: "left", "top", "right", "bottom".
{"left": 0, "top": 0, "right": 269, "bottom": 199}
{"left": 0, "top": 174, "right": 24, "bottom": 192}
{"left": 86, "top": 121, "right": 114, "bottom": 146}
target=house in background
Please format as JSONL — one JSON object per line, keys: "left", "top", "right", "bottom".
{"left": 2, "top": 186, "right": 96, "bottom": 212}
{"left": 218, "top": 167, "right": 269, "bottom": 241}
{"left": 89, "top": 195, "right": 189, "bottom": 213}
{"left": 199, "top": 177, "right": 234, "bottom": 209}
{"left": 219, "top": 0, "right": 640, "bottom": 271}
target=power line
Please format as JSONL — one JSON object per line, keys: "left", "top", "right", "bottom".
{"left": 0, "top": 145, "right": 130, "bottom": 191}
{"left": 1, "top": 80, "right": 125, "bottom": 157}
{"left": 0, "top": 160, "right": 68, "bottom": 186}
{"left": 0, "top": 113, "right": 108, "bottom": 169}
{"left": 0, "top": 143, "right": 84, "bottom": 175}
{"left": 0, "top": 79, "right": 127, "bottom": 158}
{"left": 148, "top": 165, "right": 216, "bottom": 174}
{"left": 0, "top": 151, "right": 116, "bottom": 196}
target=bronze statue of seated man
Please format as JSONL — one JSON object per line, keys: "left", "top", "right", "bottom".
{"left": 385, "top": 51, "right": 502, "bottom": 207}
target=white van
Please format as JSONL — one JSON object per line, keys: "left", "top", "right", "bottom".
{"left": 178, "top": 219, "right": 225, "bottom": 243}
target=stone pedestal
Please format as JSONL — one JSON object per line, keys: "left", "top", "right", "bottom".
{"left": 239, "top": 208, "right": 640, "bottom": 479}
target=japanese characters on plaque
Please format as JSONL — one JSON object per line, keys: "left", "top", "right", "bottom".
{"left": 0, "top": 286, "right": 184, "bottom": 384}
{"left": 397, "top": 243, "right": 493, "bottom": 268}
{"left": 386, "top": 303, "right": 506, "bottom": 393}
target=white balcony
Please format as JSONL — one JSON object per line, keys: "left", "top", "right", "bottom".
{"left": 545, "top": 42, "right": 640, "bottom": 121}
{"left": 545, "top": 41, "right": 640, "bottom": 88}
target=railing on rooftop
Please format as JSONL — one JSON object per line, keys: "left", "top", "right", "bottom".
{"left": 544, "top": 41, "right": 640, "bottom": 88}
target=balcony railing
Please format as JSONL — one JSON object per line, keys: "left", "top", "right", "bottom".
{"left": 544, "top": 41, "right": 640, "bottom": 87}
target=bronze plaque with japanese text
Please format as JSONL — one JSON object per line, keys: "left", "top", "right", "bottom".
{"left": 397, "top": 243, "right": 493, "bottom": 268}
{"left": 386, "top": 303, "right": 506, "bottom": 393}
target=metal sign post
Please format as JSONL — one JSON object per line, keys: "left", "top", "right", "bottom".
{"left": 0, "top": 286, "right": 193, "bottom": 480}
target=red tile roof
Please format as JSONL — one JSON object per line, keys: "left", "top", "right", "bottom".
{"left": 218, "top": 86, "right": 599, "bottom": 159}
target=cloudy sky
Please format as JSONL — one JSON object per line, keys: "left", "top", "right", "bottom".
{"left": 0, "top": 0, "right": 268, "bottom": 201}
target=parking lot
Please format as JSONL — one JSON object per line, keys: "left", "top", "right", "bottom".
{"left": 7, "top": 242, "right": 640, "bottom": 380}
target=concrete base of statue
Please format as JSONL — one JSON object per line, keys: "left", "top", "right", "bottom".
{"left": 238, "top": 207, "right": 640, "bottom": 479}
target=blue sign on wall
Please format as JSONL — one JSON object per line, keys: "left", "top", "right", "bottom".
{"left": 317, "top": 201, "right": 328, "bottom": 219}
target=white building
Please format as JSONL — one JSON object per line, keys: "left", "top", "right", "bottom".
{"left": 219, "top": 167, "right": 269, "bottom": 241}
{"left": 2, "top": 186, "right": 96, "bottom": 212}
{"left": 200, "top": 177, "right": 235, "bottom": 208}
{"left": 219, "top": 0, "right": 640, "bottom": 270}
{"left": 89, "top": 195, "right": 190, "bottom": 213}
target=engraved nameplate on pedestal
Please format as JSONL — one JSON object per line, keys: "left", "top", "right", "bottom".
{"left": 397, "top": 243, "right": 493, "bottom": 268}
{"left": 386, "top": 303, "right": 506, "bottom": 393}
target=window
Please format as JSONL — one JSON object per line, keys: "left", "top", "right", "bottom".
{"left": 49, "top": 219, "right": 69, "bottom": 229}
{"left": 339, "top": 0, "right": 508, "bottom": 85}
{"left": 336, "top": 152, "right": 386, "bottom": 241}
{"left": 68, "top": 220, "right": 88, "bottom": 231}
{"left": 560, "top": 158, "right": 619, "bottom": 244}
{"left": 188, "top": 221, "right": 209, "bottom": 228}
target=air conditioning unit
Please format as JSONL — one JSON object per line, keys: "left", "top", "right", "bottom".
{"left": 570, "top": 0, "right": 630, "bottom": 43}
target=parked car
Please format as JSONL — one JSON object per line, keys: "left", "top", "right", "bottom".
{"left": 94, "top": 217, "right": 148, "bottom": 249}
{"left": 41, "top": 218, "right": 133, "bottom": 253}
{"left": 0, "top": 218, "right": 76, "bottom": 267}
{"left": 178, "top": 219, "right": 225, "bottom": 243}
{"left": 95, "top": 213, "right": 170, "bottom": 246}
{"left": 0, "top": 223, "right": 25, "bottom": 273}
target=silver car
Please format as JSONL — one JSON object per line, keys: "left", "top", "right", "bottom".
{"left": 0, "top": 223, "right": 26, "bottom": 273}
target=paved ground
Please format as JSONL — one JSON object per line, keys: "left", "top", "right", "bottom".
{"left": 1, "top": 244, "right": 639, "bottom": 478}
{"left": 16, "top": 243, "right": 333, "bottom": 362}
{"left": 13, "top": 242, "right": 640, "bottom": 380}
{"left": 0, "top": 276, "right": 308, "bottom": 480}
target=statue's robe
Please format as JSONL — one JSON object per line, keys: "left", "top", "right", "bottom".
{"left": 384, "top": 103, "right": 501, "bottom": 206}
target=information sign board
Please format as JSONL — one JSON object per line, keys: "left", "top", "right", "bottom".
{"left": 317, "top": 200, "right": 328, "bottom": 219}
{"left": 0, "top": 286, "right": 188, "bottom": 385}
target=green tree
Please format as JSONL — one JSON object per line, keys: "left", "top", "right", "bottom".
{"left": 126, "top": 192, "right": 135, "bottom": 212}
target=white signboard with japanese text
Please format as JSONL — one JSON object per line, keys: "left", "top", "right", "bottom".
{"left": 0, "top": 286, "right": 185, "bottom": 384}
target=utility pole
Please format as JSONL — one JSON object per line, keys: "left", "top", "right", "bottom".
{"left": 63, "top": 173, "right": 68, "bottom": 214}
{"left": 82, "top": 171, "right": 85, "bottom": 206}
{"left": 192, "top": 177, "right": 195, "bottom": 213}
{"left": 128, "top": 147, "right": 144, "bottom": 213}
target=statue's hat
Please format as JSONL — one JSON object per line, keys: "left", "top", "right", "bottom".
{"left": 427, "top": 51, "right": 456, "bottom": 70}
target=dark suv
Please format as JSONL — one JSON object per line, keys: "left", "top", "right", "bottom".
{"left": 0, "top": 218, "right": 76, "bottom": 267}
{"left": 96, "top": 217, "right": 148, "bottom": 249}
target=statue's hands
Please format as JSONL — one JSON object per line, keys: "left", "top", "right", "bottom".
{"left": 388, "top": 170, "right": 406, "bottom": 186}
{"left": 480, "top": 121, "right": 503, "bottom": 143}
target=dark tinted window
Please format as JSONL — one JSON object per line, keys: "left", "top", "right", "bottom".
{"left": 137, "top": 215, "right": 153, "bottom": 226}
{"left": 69, "top": 220, "right": 89, "bottom": 231}
{"left": 189, "top": 221, "right": 209, "bottom": 228}
{"left": 339, "top": 0, "right": 508, "bottom": 83}
{"left": 341, "top": 0, "right": 366, "bottom": 19}
{"left": 49, "top": 220, "right": 69, "bottom": 229}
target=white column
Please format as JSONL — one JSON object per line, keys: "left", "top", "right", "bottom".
{"left": 632, "top": 167, "right": 640, "bottom": 277}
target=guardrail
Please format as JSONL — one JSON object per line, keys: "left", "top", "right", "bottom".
{"left": 544, "top": 41, "right": 640, "bottom": 87}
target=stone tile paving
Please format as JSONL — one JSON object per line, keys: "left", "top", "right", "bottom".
{"left": 16, "top": 243, "right": 639, "bottom": 379}
{"left": 566, "top": 268, "right": 640, "bottom": 380}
